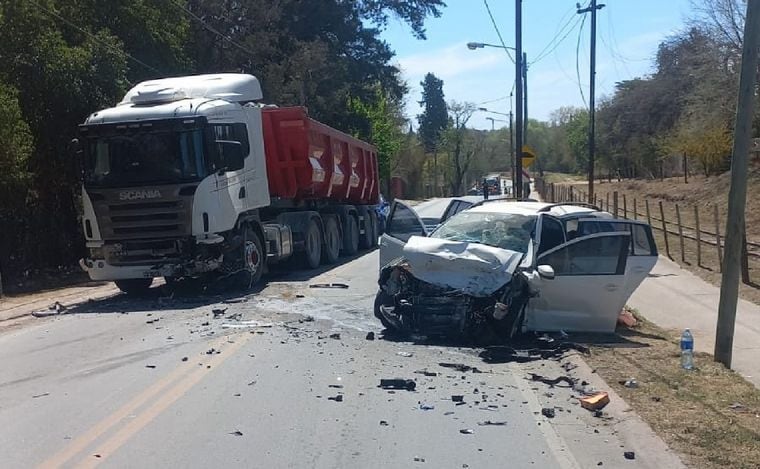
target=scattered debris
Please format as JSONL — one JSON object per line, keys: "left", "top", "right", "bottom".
{"left": 380, "top": 379, "right": 416, "bottom": 391}
{"left": 419, "top": 403, "right": 435, "bottom": 410}
{"left": 529, "top": 373, "right": 575, "bottom": 388}
{"left": 309, "top": 283, "right": 349, "bottom": 289}
{"left": 477, "top": 420, "right": 507, "bottom": 426}
{"left": 302, "top": 316, "right": 315, "bottom": 322}
{"left": 451, "top": 395, "right": 464, "bottom": 402}
{"left": 221, "top": 320, "right": 273, "bottom": 329}
{"left": 365, "top": 332, "right": 375, "bottom": 340}
{"left": 541, "top": 408, "right": 556, "bottom": 418}
{"left": 212, "top": 308, "right": 228, "bottom": 318}
{"left": 181, "top": 357, "right": 188, "bottom": 362}
{"left": 224, "top": 312, "right": 243, "bottom": 321}
{"left": 329, "top": 333, "right": 341, "bottom": 340}
{"left": 439, "top": 362, "right": 481, "bottom": 373}
{"left": 651, "top": 396, "right": 661, "bottom": 402}
{"left": 415, "top": 370, "right": 438, "bottom": 377}
{"left": 621, "top": 378, "right": 639, "bottom": 389}
{"left": 618, "top": 309, "right": 638, "bottom": 328}
{"left": 146, "top": 318, "right": 158, "bottom": 324}
{"left": 480, "top": 342, "right": 588, "bottom": 364}
{"left": 328, "top": 384, "right": 344, "bottom": 389}
{"left": 145, "top": 365, "right": 157, "bottom": 369}
{"left": 623, "top": 451, "right": 635, "bottom": 460}
{"left": 247, "top": 380, "right": 257, "bottom": 386}
{"left": 729, "top": 402, "right": 748, "bottom": 412}
{"left": 229, "top": 430, "right": 244, "bottom": 436}
{"left": 328, "top": 395, "right": 344, "bottom": 402}
{"left": 579, "top": 392, "right": 610, "bottom": 411}
{"left": 296, "top": 294, "right": 305, "bottom": 298}
{"left": 201, "top": 321, "right": 210, "bottom": 326}
{"left": 380, "top": 420, "right": 389, "bottom": 426}
{"left": 32, "top": 392, "right": 50, "bottom": 399}
{"left": 94, "top": 454, "right": 102, "bottom": 458}
{"left": 413, "top": 456, "right": 426, "bottom": 463}
{"left": 206, "top": 348, "right": 220, "bottom": 355}
{"left": 32, "top": 302, "right": 68, "bottom": 318}
{"left": 397, "top": 351, "right": 413, "bottom": 357}
{"left": 459, "top": 429, "right": 474, "bottom": 434}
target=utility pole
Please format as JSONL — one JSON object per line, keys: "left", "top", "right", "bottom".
{"left": 523, "top": 52, "right": 528, "bottom": 143}
{"left": 577, "top": 0, "right": 605, "bottom": 204}
{"left": 510, "top": 105, "right": 514, "bottom": 195}
{"left": 715, "top": 0, "right": 760, "bottom": 368}
{"left": 515, "top": 0, "right": 523, "bottom": 199}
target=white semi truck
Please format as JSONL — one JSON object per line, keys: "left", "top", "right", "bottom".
{"left": 77, "top": 74, "right": 380, "bottom": 294}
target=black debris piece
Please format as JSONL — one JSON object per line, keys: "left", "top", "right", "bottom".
{"left": 146, "top": 319, "right": 158, "bottom": 324}
{"left": 303, "top": 316, "right": 315, "bottom": 322}
{"left": 32, "top": 392, "right": 50, "bottom": 399}
{"left": 379, "top": 379, "right": 416, "bottom": 391}
{"left": 480, "top": 341, "right": 589, "bottom": 364}
{"left": 225, "top": 312, "right": 243, "bottom": 321}
{"left": 206, "top": 348, "right": 220, "bottom": 355}
{"left": 623, "top": 452, "right": 635, "bottom": 460}
{"left": 181, "top": 357, "right": 188, "bottom": 362}
{"left": 328, "top": 395, "right": 344, "bottom": 402}
{"left": 145, "top": 365, "right": 157, "bottom": 369}
{"left": 212, "top": 308, "right": 228, "bottom": 318}
{"left": 248, "top": 380, "right": 257, "bottom": 386}
{"left": 229, "top": 430, "right": 244, "bottom": 436}
{"left": 530, "top": 373, "right": 576, "bottom": 388}
{"left": 541, "top": 408, "right": 556, "bottom": 418}
{"left": 201, "top": 321, "right": 210, "bottom": 326}
{"left": 328, "top": 384, "right": 344, "bottom": 389}
{"left": 477, "top": 420, "right": 507, "bottom": 426}
{"left": 439, "top": 363, "right": 482, "bottom": 373}
{"left": 451, "top": 395, "right": 464, "bottom": 402}
{"left": 309, "top": 283, "right": 349, "bottom": 289}
{"left": 593, "top": 410, "right": 604, "bottom": 418}
{"left": 459, "top": 429, "right": 474, "bottom": 434}
{"left": 234, "top": 393, "right": 241, "bottom": 397}
{"left": 651, "top": 396, "right": 662, "bottom": 402}
{"left": 296, "top": 294, "right": 305, "bottom": 298}
{"left": 380, "top": 420, "right": 389, "bottom": 426}
{"left": 413, "top": 456, "right": 426, "bottom": 463}
{"left": 329, "top": 333, "right": 341, "bottom": 340}
{"left": 366, "top": 332, "right": 375, "bottom": 340}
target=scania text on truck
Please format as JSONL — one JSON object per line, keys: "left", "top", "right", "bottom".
{"left": 76, "top": 73, "right": 380, "bottom": 294}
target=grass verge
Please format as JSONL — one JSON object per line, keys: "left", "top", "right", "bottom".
{"left": 585, "top": 316, "right": 760, "bottom": 469}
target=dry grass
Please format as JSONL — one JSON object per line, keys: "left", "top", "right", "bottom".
{"left": 586, "top": 317, "right": 760, "bottom": 469}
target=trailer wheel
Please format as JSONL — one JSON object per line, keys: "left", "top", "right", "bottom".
{"left": 342, "top": 215, "right": 359, "bottom": 256}
{"left": 115, "top": 278, "right": 153, "bottom": 296}
{"left": 304, "top": 218, "right": 323, "bottom": 269}
{"left": 359, "top": 208, "right": 374, "bottom": 250}
{"left": 322, "top": 216, "right": 340, "bottom": 264}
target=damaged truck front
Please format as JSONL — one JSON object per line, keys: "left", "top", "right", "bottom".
{"left": 375, "top": 200, "right": 658, "bottom": 340}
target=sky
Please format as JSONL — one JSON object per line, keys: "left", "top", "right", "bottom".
{"left": 380, "top": 0, "right": 695, "bottom": 130}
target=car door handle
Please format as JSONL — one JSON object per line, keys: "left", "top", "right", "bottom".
{"left": 604, "top": 283, "right": 619, "bottom": 292}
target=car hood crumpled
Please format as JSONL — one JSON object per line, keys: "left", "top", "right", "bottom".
{"left": 400, "top": 236, "right": 523, "bottom": 297}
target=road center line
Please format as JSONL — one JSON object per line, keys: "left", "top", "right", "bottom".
{"left": 76, "top": 332, "right": 251, "bottom": 468}
{"left": 37, "top": 334, "right": 237, "bottom": 469}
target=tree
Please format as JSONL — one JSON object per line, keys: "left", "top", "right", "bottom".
{"left": 444, "top": 101, "right": 477, "bottom": 195}
{"left": 417, "top": 73, "right": 448, "bottom": 153}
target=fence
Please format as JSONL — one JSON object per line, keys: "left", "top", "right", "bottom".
{"left": 536, "top": 180, "right": 755, "bottom": 284}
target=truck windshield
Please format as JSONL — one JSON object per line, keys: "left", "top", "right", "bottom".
{"left": 85, "top": 130, "right": 207, "bottom": 187}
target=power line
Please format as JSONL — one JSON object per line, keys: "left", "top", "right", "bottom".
{"left": 531, "top": 6, "right": 581, "bottom": 65}
{"left": 575, "top": 14, "right": 588, "bottom": 108}
{"left": 28, "top": 0, "right": 162, "bottom": 75}
{"left": 483, "top": 0, "right": 515, "bottom": 63}
{"left": 170, "top": 0, "right": 257, "bottom": 58}
{"left": 478, "top": 95, "right": 510, "bottom": 105}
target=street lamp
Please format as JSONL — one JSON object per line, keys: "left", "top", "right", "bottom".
{"left": 467, "top": 42, "right": 516, "bottom": 51}
{"left": 485, "top": 116, "right": 507, "bottom": 131}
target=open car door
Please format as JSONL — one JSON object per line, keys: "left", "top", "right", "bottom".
{"left": 524, "top": 232, "right": 632, "bottom": 333}
{"left": 576, "top": 218, "right": 658, "bottom": 297}
{"left": 378, "top": 201, "right": 427, "bottom": 269}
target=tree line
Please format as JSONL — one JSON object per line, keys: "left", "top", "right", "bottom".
{"left": 0, "top": 0, "right": 443, "bottom": 286}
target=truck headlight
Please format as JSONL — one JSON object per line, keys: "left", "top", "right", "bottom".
{"left": 88, "top": 247, "right": 104, "bottom": 259}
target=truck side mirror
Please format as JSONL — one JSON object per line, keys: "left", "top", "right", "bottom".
{"left": 215, "top": 140, "right": 244, "bottom": 173}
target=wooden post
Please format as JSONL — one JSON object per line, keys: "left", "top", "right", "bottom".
{"left": 695, "top": 205, "right": 702, "bottom": 266}
{"left": 569, "top": 186, "right": 574, "bottom": 201}
{"left": 613, "top": 191, "right": 619, "bottom": 218}
{"left": 645, "top": 199, "right": 652, "bottom": 226}
{"left": 633, "top": 198, "right": 638, "bottom": 220}
{"left": 660, "top": 201, "right": 671, "bottom": 259}
{"left": 606, "top": 192, "right": 610, "bottom": 213}
{"left": 742, "top": 228, "right": 750, "bottom": 284}
{"left": 715, "top": 205, "right": 723, "bottom": 272}
{"left": 623, "top": 194, "right": 627, "bottom": 219}
{"left": 676, "top": 203, "right": 685, "bottom": 262}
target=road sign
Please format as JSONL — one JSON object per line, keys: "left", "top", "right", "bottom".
{"left": 521, "top": 145, "right": 537, "bottom": 167}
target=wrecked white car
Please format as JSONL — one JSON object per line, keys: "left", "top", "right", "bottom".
{"left": 375, "top": 200, "right": 657, "bottom": 340}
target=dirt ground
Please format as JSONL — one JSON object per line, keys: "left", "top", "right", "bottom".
{"left": 544, "top": 172, "right": 760, "bottom": 305}
{"left": 586, "top": 316, "right": 760, "bottom": 469}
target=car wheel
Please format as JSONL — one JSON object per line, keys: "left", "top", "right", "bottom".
{"left": 321, "top": 216, "right": 340, "bottom": 264}
{"left": 115, "top": 278, "right": 153, "bottom": 295}
{"left": 373, "top": 290, "right": 397, "bottom": 331}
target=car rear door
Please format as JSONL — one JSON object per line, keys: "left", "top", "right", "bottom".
{"left": 576, "top": 218, "right": 658, "bottom": 297}
{"left": 378, "top": 201, "right": 427, "bottom": 268}
{"left": 525, "top": 232, "right": 632, "bottom": 333}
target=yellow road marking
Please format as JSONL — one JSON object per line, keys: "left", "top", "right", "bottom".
{"left": 38, "top": 333, "right": 244, "bottom": 469}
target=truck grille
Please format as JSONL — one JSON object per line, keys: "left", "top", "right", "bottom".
{"left": 105, "top": 239, "right": 184, "bottom": 266}
{"left": 88, "top": 185, "right": 195, "bottom": 241}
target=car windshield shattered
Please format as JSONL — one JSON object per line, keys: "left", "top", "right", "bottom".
{"left": 432, "top": 212, "right": 537, "bottom": 253}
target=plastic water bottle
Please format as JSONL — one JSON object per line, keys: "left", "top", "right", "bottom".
{"left": 680, "top": 329, "right": 694, "bottom": 370}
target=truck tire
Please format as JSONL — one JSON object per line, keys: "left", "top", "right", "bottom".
{"left": 322, "top": 216, "right": 340, "bottom": 264}
{"left": 115, "top": 278, "right": 153, "bottom": 295}
{"left": 342, "top": 215, "right": 359, "bottom": 256}
{"left": 304, "top": 218, "right": 323, "bottom": 269}
{"left": 359, "top": 207, "right": 374, "bottom": 250}
{"left": 224, "top": 224, "right": 265, "bottom": 290}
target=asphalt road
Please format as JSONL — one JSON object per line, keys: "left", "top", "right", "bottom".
{"left": 0, "top": 250, "right": 671, "bottom": 468}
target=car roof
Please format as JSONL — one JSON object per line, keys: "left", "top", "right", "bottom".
{"left": 466, "top": 200, "right": 608, "bottom": 218}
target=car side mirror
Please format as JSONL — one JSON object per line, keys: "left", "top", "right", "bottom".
{"left": 215, "top": 140, "right": 244, "bottom": 173}
{"left": 537, "top": 264, "right": 555, "bottom": 280}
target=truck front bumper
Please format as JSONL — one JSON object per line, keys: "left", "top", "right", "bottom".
{"left": 79, "top": 258, "right": 179, "bottom": 280}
